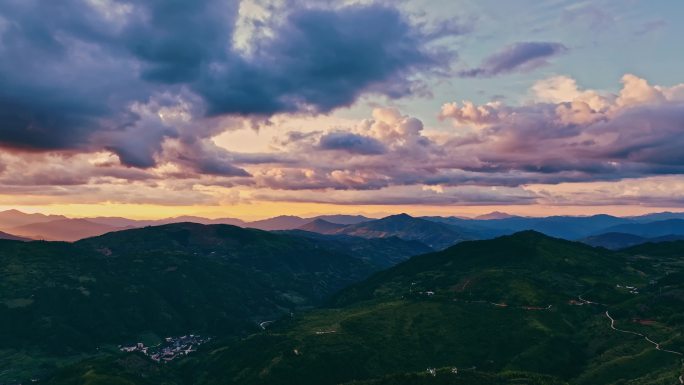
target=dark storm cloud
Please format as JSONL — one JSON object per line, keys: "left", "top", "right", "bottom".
{"left": 318, "top": 132, "right": 387, "bottom": 155}
{"left": 0, "top": 0, "right": 153, "bottom": 157}
{"left": 122, "top": 0, "right": 239, "bottom": 84}
{"left": 459, "top": 42, "right": 567, "bottom": 78}
{"left": 0, "top": 0, "right": 454, "bottom": 168}
{"left": 196, "top": 4, "right": 450, "bottom": 115}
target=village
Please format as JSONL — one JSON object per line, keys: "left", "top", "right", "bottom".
{"left": 119, "top": 335, "right": 211, "bottom": 363}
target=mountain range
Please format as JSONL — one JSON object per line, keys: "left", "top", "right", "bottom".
{"left": 0, "top": 210, "right": 376, "bottom": 242}
{"left": 29, "top": 231, "right": 684, "bottom": 385}
{"left": 5, "top": 210, "right": 684, "bottom": 252}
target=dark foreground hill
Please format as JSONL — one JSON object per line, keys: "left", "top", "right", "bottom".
{"left": 45, "top": 232, "right": 684, "bottom": 385}
{"left": 0, "top": 223, "right": 427, "bottom": 382}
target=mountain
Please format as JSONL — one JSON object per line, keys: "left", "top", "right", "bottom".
{"left": 280, "top": 230, "right": 432, "bottom": 269}
{"left": 629, "top": 211, "right": 684, "bottom": 222}
{"left": 474, "top": 211, "right": 516, "bottom": 220}
{"left": 86, "top": 215, "right": 246, "bottom": 228}
{"left": 0, "top": 209, "right": 66, "bottom": 229}
{"left": 462, "top": 214, "right": 630, "bottom": 239}
{"left": 0, "top": 222, "right": 431, "bottom": 382}
{"left": 312, "top": 214, "right": 371, "bottom": 225}
{"left": 100, "top": 232, "right": 679, "bottom": 385}
{"left": 154, "top": 216, "right": 246, "bottom": 227}
{"left": 598, "top": 219, "right": 684, "bottom": 238}
{"left": 0, "top": 230, "right": 29, "bottom": 241}
{"left": 420, "top": 216, "right": 509, "bottom": 238}
{"left": 246, "top": 215, "right": 369, "bottom": 231}
{"left": 7, "top": 218, "right": 122, "bottom": 241}
{"left": 648, "top": 234, "right": 684, "bottom": 243}
{"left": 336, "top": 213, "right": 476, "bottom": 249}
{"left": 420, "top": 214, "right": 633, "bottom": 240}
{"left": 580, "top": 232, "right": 648, "bottom": 249}
{"left": 246, "top": 215, "right": 310, "bottom": 230}
{"left": 298, "top": 219, "right": 347, "bottom": 234}
{"left": 39, "top": 233, "right": 684, "bottom": 384}
{"left": 89, "top": 214, "right": 363, "bottom": 230}
{"left": 581, "top": 232, "right": 684, "bottom": 250}
{"left": 84, "top": 216, "right": 142, "bottom": 228}
{"left": 333, "top": 231, "right": 633, "bottom": 306}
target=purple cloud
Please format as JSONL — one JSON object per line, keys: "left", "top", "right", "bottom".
{"left": 0, "top": 1, "right": 458, "bottom": 171}
{"left": 319, "top": 132, "right": 387, "bottom": 155}
{"left": 459, "top": 42, "right": 567, "bottom": 77}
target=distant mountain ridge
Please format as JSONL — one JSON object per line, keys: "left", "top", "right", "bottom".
{"left": 247, "top": 214, "right": 371, "bottom": 230}
{"left": 0, "top": 210, "right": 372, "bottom": 242}
{"left": 7, "top": 218, "right": 122, "bottom": 241}
{"left": 0, "top": 230, "right": 29, "bottom": 241}
{"left": 4, "top": 209, "right": 684, "bottom": 245}
{"left": 598, "top": 218, "right": 684, "bottom": 238}
{"left": 298, "top": 219, "right": 346, "bottom": 234}
{"left": 474, "top": 211, "right": 516, "bottom": 220}
{"left": 0, "top": 209, "right": 67, "bottom": 228}
{"left": 333, "top": 213, "right": 476, "bottom": 250}
{"left": 580, "top": 232, "right": 648, "bottom": 249}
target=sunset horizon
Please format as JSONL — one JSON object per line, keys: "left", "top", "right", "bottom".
{"left": 4, "top": 204, "right": 684, "bottom": 222}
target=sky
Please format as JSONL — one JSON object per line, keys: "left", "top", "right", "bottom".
{"left": 1, "top": 0, "right": 683, "bottom": 220}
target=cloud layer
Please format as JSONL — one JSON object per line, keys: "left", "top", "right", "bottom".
{"left": 0, "top": 0, "right": 453, "bottom": 170}
{"left": 2, "top": 1, "right": 683, "bottom": 210}
{"left": 1, "top": 73, "right": 683, "bottom": 207}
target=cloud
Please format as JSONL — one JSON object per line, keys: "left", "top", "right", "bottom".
{"left": 530, "top": 75, "right": 609, "bottom": 111}
{"left": 439, "top": 74, "right": 684, "bottom": 182}
{"left": 439, "top": 101, "right": 505, "bottom": 125}
{"left": 197, "top": 3, "right": 453, "bottom": 115}
{"left": 319, "top": 132, "right": 387, "bottom": 155}
{"left": 0, "top": 0, "right": 456, "bottom": 172}
{"left": 3, "top": 73, "right": 684, "bottom": 207}
{"left": 458, "top": 42, "right": 567, "bottom": 78}
{"left": 239, "top": 74, "right": 684, "bottom": 198}
{"left": 251, "top": 184, "right": 537, "bottom": 206}
{"left": 529, "top": 176, "right": 684, "bottom": 208}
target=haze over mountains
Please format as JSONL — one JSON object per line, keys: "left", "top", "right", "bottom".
{"left": 0, "top": 210, "right": 373, "bottom": 242}
{"left": 4, "top": 209, "right": 684, "bottom": 251}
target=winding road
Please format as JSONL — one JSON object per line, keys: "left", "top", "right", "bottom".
{"left": 605, "top": 311, "right": 683, "bottom": 356}
{"left": 575, "top": 297, "right": 683, "bottom": 384}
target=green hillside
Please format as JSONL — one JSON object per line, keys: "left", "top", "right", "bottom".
{"left": 176, "top": 232, "right": 684, "bottom": 385}
{"left": 0, "top": 223, "right": 426, "bottom": 382}
{"left": 17, "top": 231, "right": 684, "bottom": 384}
